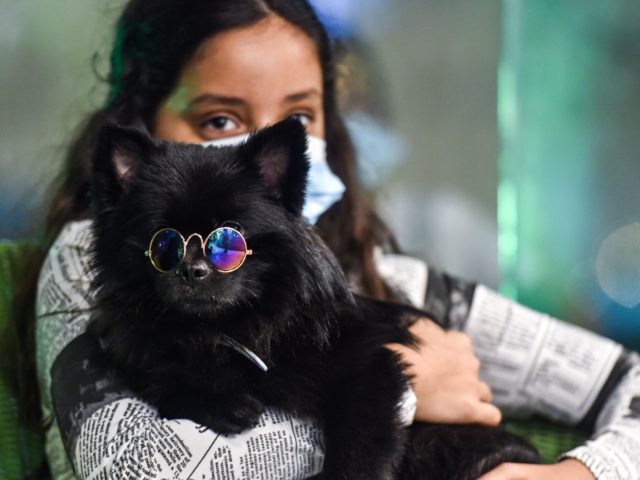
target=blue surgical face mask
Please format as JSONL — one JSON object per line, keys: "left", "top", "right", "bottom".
{"left": 202, "top": 134, "right": 345, "bottom": 224}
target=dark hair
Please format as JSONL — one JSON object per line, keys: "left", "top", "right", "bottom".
{"left": 17, "top": 0, "right": 399, "bottom": 435}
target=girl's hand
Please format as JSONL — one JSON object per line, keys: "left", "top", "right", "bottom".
{"left": 476, "top": 459, "right": 595, "bottom": 479}
{"left": 386, "top": 319, "right": 501, "bottom": 425}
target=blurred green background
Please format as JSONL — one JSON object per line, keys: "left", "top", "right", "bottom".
{"left": 1, "top": 0, "right": 639, "bottom": 346}
{"left": 499, "top": 0, "right": 640, "bottom": 347}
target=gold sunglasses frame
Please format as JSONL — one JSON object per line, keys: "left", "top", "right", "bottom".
{"left": 145, "top": 227, "right": 253, "bottom": 273}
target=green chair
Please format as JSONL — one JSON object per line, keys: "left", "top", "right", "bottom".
{"left": 0, "top": 242, "right": 45, "bottom": 480}
{"left": 503, "top": 418, "right": 586, "bottom": 464}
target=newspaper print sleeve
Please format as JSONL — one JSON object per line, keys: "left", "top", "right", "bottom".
{"left": 423, "top": 267, "right": 640, "bottom": 479}
{"left": 36, "top": 220, "right": 324, "bottom": 480}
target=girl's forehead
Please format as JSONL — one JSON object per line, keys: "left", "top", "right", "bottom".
{"left": 177, "top": 16, "right": 323, "bottom": 104}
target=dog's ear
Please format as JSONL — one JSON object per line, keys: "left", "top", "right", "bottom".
{"left": 240, "top": 118, "right": 309, "bottom": 216}
{"left": 92, "top": 123, "right": 153, "bottom": 206}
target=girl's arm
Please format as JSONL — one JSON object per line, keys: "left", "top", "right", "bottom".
{"left": 418, "top": 265, "right": 640, "bottom": 479}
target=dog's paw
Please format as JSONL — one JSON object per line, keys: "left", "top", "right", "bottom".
{"left": 197, "top": 393, "right": 265, "bottom": 435}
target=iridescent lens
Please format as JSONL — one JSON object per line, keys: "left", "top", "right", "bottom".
{"left": 205, "top": 227, "right": 247, "bottom": 272}
{"left": 149, "top": 229, "right": 184, "bottom": 272}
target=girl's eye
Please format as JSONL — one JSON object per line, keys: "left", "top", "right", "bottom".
{"left": 202, "top": 116, "right": 239, "bottom": 132}
{"left": 288, "top": 113, "right": 312, "bottom": 126}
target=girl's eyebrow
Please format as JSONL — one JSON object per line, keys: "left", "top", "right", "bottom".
{"left": 189, "top": 93, "right": 247, "bottom": 107}
{"left": 188, "top": 88, "right": 321, "bottom": 108}
{"left": 283, "top": 88, "right": 321, "bottom": 103}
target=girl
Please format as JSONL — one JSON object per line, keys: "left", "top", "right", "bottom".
{"left": 29, "top": 1, "right": 640, "bottom": 478}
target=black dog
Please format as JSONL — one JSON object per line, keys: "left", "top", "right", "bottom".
{"left": 89, "top": 119, "right": 539, "bottom": 479}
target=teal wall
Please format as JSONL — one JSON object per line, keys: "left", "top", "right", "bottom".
{"left": 499, "top": 0, "right": 640, "bottom": 346}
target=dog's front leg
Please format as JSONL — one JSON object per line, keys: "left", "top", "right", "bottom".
{"left": 144, "top": 377, "right": 265, "bottom": 435}
{"left": 317, "top": 348, "right": 409, "bottom": 480}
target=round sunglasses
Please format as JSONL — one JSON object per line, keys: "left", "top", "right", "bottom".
{"left": 145, "top": 227, "right": 253, "bottom": 273}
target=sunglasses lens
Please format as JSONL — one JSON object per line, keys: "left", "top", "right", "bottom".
{"left": 205, "top": 227, "right": 247, "bottom": 272}
{"left": 149, "top": 229, "right": 183, "bottom": 272}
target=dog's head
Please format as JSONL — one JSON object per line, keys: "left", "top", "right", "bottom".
{"left": 91, "top": 119, "right": 350, "bottom": 343}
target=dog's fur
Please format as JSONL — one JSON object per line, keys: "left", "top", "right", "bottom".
{"left": 89, "top": 119, "right": 539, "bottom": 479}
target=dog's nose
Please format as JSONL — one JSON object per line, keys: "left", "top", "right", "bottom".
{"left": 180, "top": 259, "right": 211, "bottom": 284}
